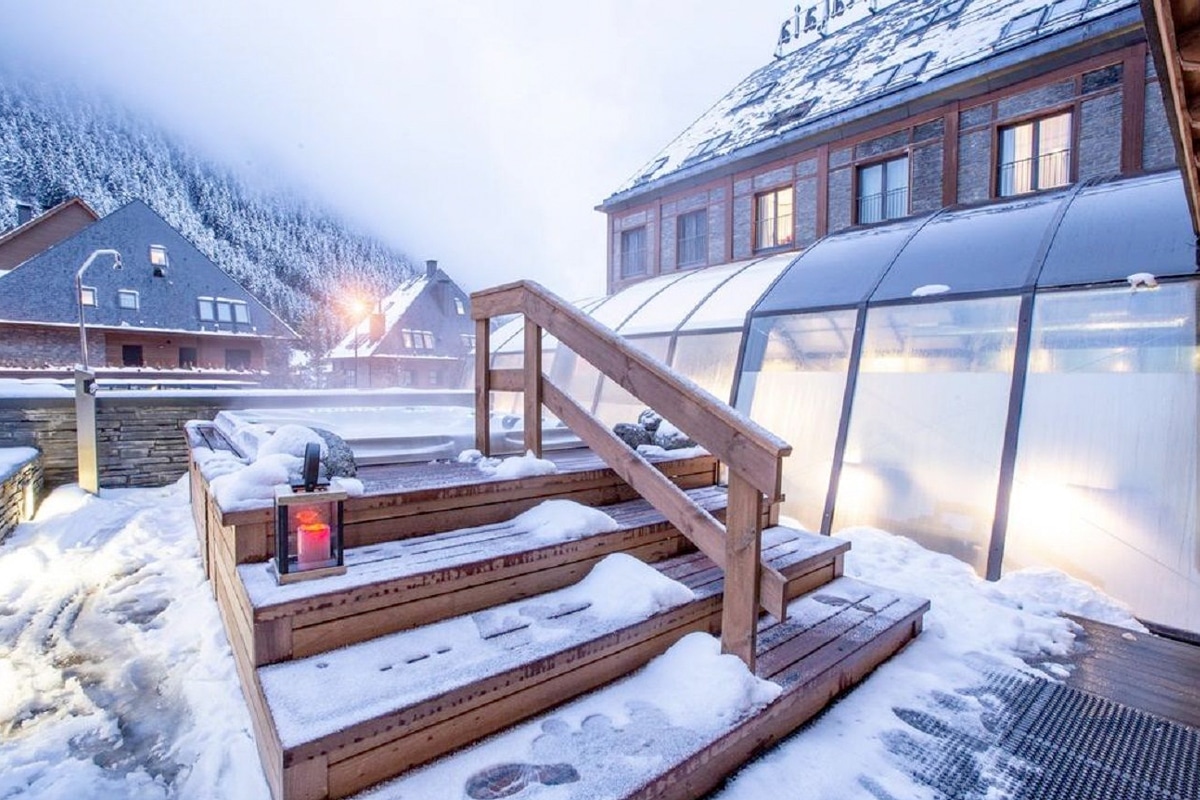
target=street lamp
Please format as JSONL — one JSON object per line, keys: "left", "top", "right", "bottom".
{"left": 74, "top": 248, "right": 122, "bottom": 494}
{"left": 348, "top": 298, "right": 368, "bottom": 389}
{"left": 76, "top": 248, "right": 123, "bottom": 371}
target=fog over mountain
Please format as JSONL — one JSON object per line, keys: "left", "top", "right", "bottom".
{"left": 0, "top": 71, "right": 415, "bottom": 355}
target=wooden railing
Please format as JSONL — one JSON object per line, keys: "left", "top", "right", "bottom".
{"left": 471, "top": 281, "right": 792, "bottom": 670}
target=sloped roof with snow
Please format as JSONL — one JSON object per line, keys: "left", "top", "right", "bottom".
{"left": 328, "top": 272, "right": 435, "bottom": 359}
{"left": 602, "top": 0, "right": 1140, "bottom": 208}
{"left": 0, "top": 199, "right": 296, "bottom": 339}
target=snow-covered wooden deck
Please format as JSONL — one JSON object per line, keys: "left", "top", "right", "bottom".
{"left": 187, "top": 427, "right": 926, "bottom": 799}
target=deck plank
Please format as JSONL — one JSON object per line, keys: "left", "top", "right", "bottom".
{"left": 1064, "top": 615, "right": 1200, "bottom": 729}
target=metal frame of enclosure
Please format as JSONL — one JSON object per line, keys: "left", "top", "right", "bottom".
{"left": 492, "top": 170, "right": 1200, "bottom": 633}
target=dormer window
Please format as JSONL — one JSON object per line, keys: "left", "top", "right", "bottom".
{"left": 454, "top": 296, "right": 466, "bottom": 315}
{"left": 80, "top": 286, "right": 97, "bottom": 307}
{"left": 149, "top": 245, "right": 169, "bottom": 267}
{"left": 118, "top": 290, "right": 139, "bottom": 310}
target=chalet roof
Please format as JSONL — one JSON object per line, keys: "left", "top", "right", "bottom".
{"left": 0, "top": 199, "right": 297, "bottom": 339}
{"left": 329, "top": 269, "right": 458, "bottom": 359}
{"left": 602, "top": 0, "right": 1140, "bottom": 208}
{"left": 0, "top": 197, "right": 99, "bottom": 249}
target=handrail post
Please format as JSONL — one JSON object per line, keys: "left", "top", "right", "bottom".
{"left": 722, "top": 472, "right": 762, "bottom": 672}
{"left": 523, "top": 319, "right": 543, "bottom": 457}
{"left": 475, "top": 318, "right": 491, "bottom": 455}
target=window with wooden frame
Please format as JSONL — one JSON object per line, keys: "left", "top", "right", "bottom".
{"left": 857, "top": 155, "right": 910, "bottom": 224}
{"left": 676, "top": 209, "right": 708, "bottom": 268}
{"left": 620, "top": 226, "right": 648, "bottom": 278}
{"left": 754, "top": 186, "right": 795, "bottom": 251}
{"left": 997, "top": 110, "right": 1072, "bottom": 197}
{"left": 80, "top": 286, "right": 97, "bottom": 307}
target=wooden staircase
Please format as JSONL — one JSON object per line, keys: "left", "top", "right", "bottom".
{"left": 188, "top": 281, "right": 929, "bottom": 800}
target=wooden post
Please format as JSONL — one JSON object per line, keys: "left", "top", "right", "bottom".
{"left": 721, "top": 472, "right": 762, "bottom": 673}
{"left": 475, "top": 319, "right": 491, "bottom": 455}
{"left": 523, "top": 319, "right": 543, "bottom": 457}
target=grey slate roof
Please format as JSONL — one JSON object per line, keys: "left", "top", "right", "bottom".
{"left": 0, "top": 200, "right": 296, "bottom": 339}
{"left": 602, "top": 0, "right": 1140, "bottom": 207}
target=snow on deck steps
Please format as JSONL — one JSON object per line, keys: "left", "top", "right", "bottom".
{"left": 352, "top": 576, "right": 929, "bottom": 800}
{"left": 234, "top": 486, "right": 730, "bottom": 666}
{"left": 253, "top": 533, "right": 853, "bottom": 800}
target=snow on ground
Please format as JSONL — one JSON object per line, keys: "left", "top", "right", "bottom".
{"left": 0, "top": 479, "right": 268, "bottom": 800}
{"left": 0, "top": 481, "right": 1144, "bottom": 799}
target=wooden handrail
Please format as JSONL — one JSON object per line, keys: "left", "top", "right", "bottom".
{"left": 472, "top": 280, "right": 792, "bottom": 499}
{"left": 471, "top": 280, "right": 794, "bottom": 671}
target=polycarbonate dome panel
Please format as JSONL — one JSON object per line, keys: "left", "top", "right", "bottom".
{"left": 1037, "top": 172, "right": 1198, "bottom": 288}
{"left": 620, "top": 262, "right": 745, "bottom": 336}
{"left": 681, "top": 252, "right": 796, "bottom": 332}
{"left": 753, "top": 216, "right": 927, "bottom": 316}
{"left": 872, "top": 190, "right": 1066, "bottom": 301}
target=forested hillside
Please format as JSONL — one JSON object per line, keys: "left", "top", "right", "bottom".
{"left": 0, "top": 73, "right": 414, "bottom": 356}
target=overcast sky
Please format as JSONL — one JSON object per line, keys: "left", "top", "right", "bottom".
{"left": 0, "top": 1, "right": 788, "bottom": 299}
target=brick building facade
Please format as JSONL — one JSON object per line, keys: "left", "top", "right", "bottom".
{"left": 599, "top": 0, "right": 1169, "bottom": 292}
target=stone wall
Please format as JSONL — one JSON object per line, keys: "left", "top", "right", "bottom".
{"left": 0, "top": 449, "right": 42, "bottom": 543}
{"left": 0, "top": 389, "right": 473, "bottom": 489}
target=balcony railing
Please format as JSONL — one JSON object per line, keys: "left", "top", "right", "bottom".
{"left": 999, "top": 149, "right": 1071, "bottom": 196}
{"left": 857, "top": 186, "right": 910, "bottom": 224}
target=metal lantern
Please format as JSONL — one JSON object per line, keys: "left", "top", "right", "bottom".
{"left": 272, "top": 443, "right": 348, "bottom": 584}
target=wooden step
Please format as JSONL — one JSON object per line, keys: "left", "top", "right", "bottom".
{"left": 350, "top": 576, "right": 929, "bottom": 800}
{"left": 194, "top": 442, "right": 720, "bottom": 569}
{"left": 229, "top": 487, "right": 729, "bottom": 667}
{"left": 231, "top": 533, "right": 850, "bottom": 800}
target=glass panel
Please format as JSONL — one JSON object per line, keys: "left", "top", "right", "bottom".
{"left": 621, "top": 265, "right": 739, "bottom": 337}
{"left": 885, "top": 156, "right": 910, "bottom": 220}
{"left": 593, "top": 336, "right": 672, "bottom": 427}
{"left": 1038, "top": 172, "right": 1199, "bottom": 287}
{"left": 832, "top": 296, "right": 1022, "bottom": 572}
{"left": 999, "top": 122, "right": 1034, "bottom": 196}
{"left": 858, "top": 163, "right": 884, "bottom": 224}
{"left": 1037, "top": 112, "right": 1071, "bottom": 190}
{"left": 671, "top": 331, "right": 743, "bottom": 402}
{"left": 736, "top": 310, "right": 857, "bottom": 530}
{"left": 489, "top": 352, "right": 523, "bottom": 416}
{"left": 547, "top": 343, "right": 602, "bottom": 411}
{"left": 872, "top": 189, "right": 1065, "bottom": 300}
{"left": 592, "top": 271, "right": 689, "bottom": 331}
{"left": 620, "top": 227, "right": 647, "bottom": 278}
{"left": 754, "top": 216, "right": 926, "bottom": 314}
{"left": 683, "top": 252, "right": 796, "bottom": 332}
{"left": 1004, "top": 283, "right": 1200, "bottom": 631}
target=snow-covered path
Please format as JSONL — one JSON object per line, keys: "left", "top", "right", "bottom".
{"left": 0, "top": 480, "right": 1145, "bottom": 799}
{"left": 0, "top": 479, "right": 269, "bottom": 799}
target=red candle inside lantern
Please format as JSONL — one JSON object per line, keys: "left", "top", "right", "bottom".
{"left": 295, "top": 508, "right": 332, "bottom": 565}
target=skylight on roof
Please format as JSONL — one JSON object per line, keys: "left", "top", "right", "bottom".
{"left": 903, "top": 0, "right": 969, "bottom": 36}
{"left": 894, "top": 53, "right": 932, "bottom": 82}
{"left": 684, "top": 132, "right": 730, "bottom": 163}
{"left": 734, "top": 81, "right": 777, "bottom": 110}
{"left": 864, "top": 65, "right": 897, "bottom": 92}
{"left": 999, "top": 7, "right": 1048, "bottom": 40}
{"left": 762, "top": 99, "right": 819, "bottom": 130}
{"left": 1046, "top": 0, "right": 1088, "bottom": 22}
{"left": 809, "top": 46, "right": 859, "bottom": 79}
{"left": 635, "top": 156, "right": 668, "bottom": 184}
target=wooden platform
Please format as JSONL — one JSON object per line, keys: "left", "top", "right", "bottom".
{"left": 187, "top": 423, "right": 925, "bottom": 800}
{"left": 351, "top": 575, "right": 929, "bottom": 800}
{"left": 233, "top": 487, "right": 729, "bottom": 666}
{"left": 252, "top": 533, "right": 853, "bottom": 800}
{"left": 1065, "top": 615, "right": 1200, "bottom": 730}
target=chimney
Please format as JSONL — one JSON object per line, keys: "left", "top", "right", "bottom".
{"left": 15, "top": 202, "right": 33, "bottom": 226}
{"left": 425, "top": 259, "right": 438, "bottom": 279}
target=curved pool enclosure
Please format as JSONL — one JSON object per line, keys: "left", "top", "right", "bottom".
{"left": 492, "top": 170, "right": 1200, "bottom": 633}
